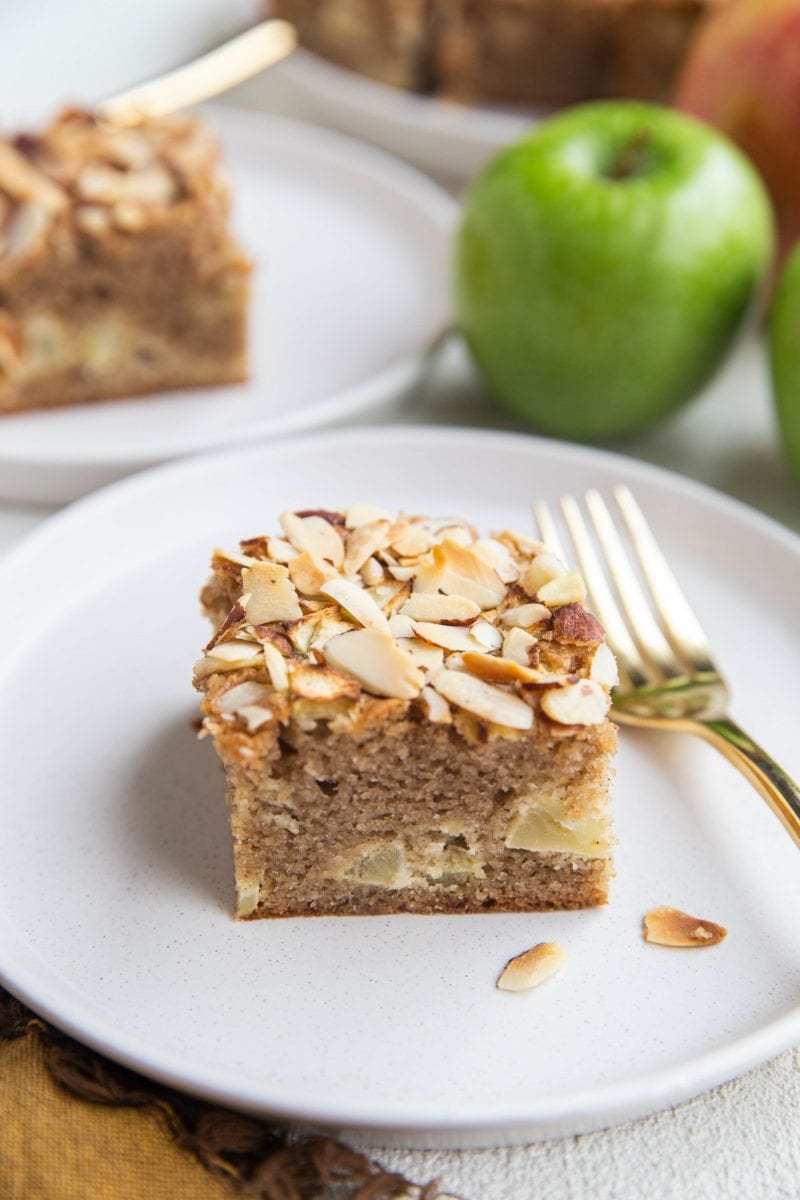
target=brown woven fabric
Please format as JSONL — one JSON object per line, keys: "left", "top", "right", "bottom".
{"left": 0, "top": 988, "right": 444, "bottom": 1200}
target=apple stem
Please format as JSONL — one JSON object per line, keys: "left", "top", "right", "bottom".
{"left": 606, "top": 127, "right": 653, "bottom": 181}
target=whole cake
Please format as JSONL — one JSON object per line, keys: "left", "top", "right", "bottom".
{"left": 0, "top": 108, "right": 250, "bottom": 415}
{"left": 194, "top": 506, "right": 618, "bottom": 919}
{"left": 272, "top": 0, "right": 729, "bottom": 107}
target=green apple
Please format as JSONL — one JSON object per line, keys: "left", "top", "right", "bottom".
{"left": 770, "top": 242, "right": 800, "bottom": 478}
{"left": 455, "top": 101, "right": 774, "bottom": 439}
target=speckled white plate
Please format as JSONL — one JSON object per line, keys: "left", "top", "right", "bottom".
{"left": 0, "top": 426, "right": 799, "bottom": 1149}
{"left": 0, "top": 107, "right": 455, "bottom": 504}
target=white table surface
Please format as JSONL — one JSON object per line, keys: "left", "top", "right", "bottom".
{"left": 2, "top": 73, "right": 799, "bottom": 1200}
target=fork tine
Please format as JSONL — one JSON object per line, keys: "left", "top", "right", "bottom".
{"left": 531, "top": 500, "right": 567, "bottom": 561}
{"left": 613, "top": 485, "right": 715, "bottom": 674}
{"left": 558, "top": 495, "right": 650, "bottom": 690}
{"left": 584, "top": 489, "right": 685, "bottom": 681}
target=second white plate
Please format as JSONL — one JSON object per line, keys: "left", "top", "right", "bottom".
{"left": 1, "top": 426, "right": 799, "bottom": 1148}
{"left": 0, "top": 108, "right": 455, "bottom": 504}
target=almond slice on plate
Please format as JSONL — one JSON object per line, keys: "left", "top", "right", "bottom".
{"left": 643, "top": 906, "right": 728, "bottom": 947}
{"left": 496, "top": 942, "right": 567, "bottom": 992}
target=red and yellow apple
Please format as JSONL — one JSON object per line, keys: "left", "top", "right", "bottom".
{"left": 675, "top": 0, "right": 800, "bottom": 263}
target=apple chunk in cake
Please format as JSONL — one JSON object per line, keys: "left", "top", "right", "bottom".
{"left": 0, "top": 108, "right": 250, "bottom": 414}
{"left": 194, "top": 506, "right": 618, "bottom": 918}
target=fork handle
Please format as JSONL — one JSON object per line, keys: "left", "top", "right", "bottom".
{"left": 694, "top": 717, "right": 800, "bottom": 848}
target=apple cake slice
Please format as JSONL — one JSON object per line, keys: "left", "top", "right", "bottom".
{"left": 194, "top": 506, "right": 618, "bottom": 918}
{"left": 0, "top": 108, "right": 250, "bottom": 414}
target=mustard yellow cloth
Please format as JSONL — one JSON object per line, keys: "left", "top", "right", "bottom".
{"left": 0, "top": 989, "right": 436, "bottom": 1200}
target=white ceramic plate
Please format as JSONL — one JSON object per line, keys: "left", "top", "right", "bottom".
{"left": 0, "top": 108, "right": 455, "bottom": 505}
{"left": 1, "top": 426, "right": 799, "bottom": 1149}
{"left": 270, "top": 48, "right": 546, "bottom": 180}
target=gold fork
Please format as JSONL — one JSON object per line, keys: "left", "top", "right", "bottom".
{"left": 533, "top": 485, "right": 800, "bottom": 848}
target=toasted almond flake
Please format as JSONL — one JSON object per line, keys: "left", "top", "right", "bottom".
{"left": 394, "top": 638, "right": 445, "bottom": 673}
{"left": 433, "top": 540, "right": 507, "bottom": 609}
{"left": 400, "top": 593, "right": 480, "bottom": 623}
{"left": 324, "top": 629, "right": 424, "bottom": 699}
{"left": 412, "top": 621, "right": 480, "bottom": 653}
{"left": 290, "top": 663, "right": 361, "bottom": 702}
{"left": 411, "top": 559, "right": 443, "bottom": 594}
{"left": 289, "top": 551, "right": 338, "bottom": 597}
{"left": 343, "top": 519, "right": 391, "bottom": 574}
{"left": 462, "top": 652, "right": 541, "bottom": 684}
{"left": 213, "top": 546, "right": 257, "bottom": 569}
{"left": 472, "top": 538, "right": 519, "bottom": 582}
{"left": 236, "top": 704, "right": 274, "bottom": 732}
{"left": 500, "top": 529, "right": 546, "bottom": 557}
{"left": 307, "top": 610, "right": 355, "bottom": 653}
{"left": 643, "top": 906, "right": 728, "bottom": 948}
{"left": 360, "top": 556, "right": 386, "bottom": 586}
{"left": 502, "top": 627, "right": 537, "bottom": 665}
{"left": 470, "top": 618, "right": 503, "bottom": 651}
{"left": 241, "top": 562, "right": 302, "bottom": 624}
{"left": 345, "top": 503, "right": 392, "bottom": 529}
{"left": 496, "top": 942, "right": 567, "bottom": 992}
{"left": 280, "top": 512, "right": 344, "bottom": 567}
{"left": 391, "top": 528, "right": 434, "bottom": 557}
{"left": 388, "top": 613, "right": 416, "bottom": 639}
{"left": 285, "top": 608, "right": 329, "bottom": 654}
{"left": 430, "top": 669, "right": 533, "bottom": 730}
{"left": 589, "top": 642, "right": 619, "bottom": 687}
{"left": 266, "top": 536, "right": 298, "bottom": 563}
{"left": 521, "top": 552, "right": 568, "bottom": 596}
{"left": 420, "top": 685, "right": 452, "bottom": 724}
{"left": 216, "top": 681, "right": 273, "bottom": 714}
{"left": 499, "top": 603, "right": 551, "bottom": 629}
{"left": 540, "top": 679, "right": 609, "bottom": 725}
{"left": 320, "top": 577, "right": 391, "bottom": 633}
{"left": 380, "top": 578, "right": 412, "bottom": 616}
{"left": 538, "top": 571, "right": 587, "bottom": 608}
{"left": 386, "top": 563, "right": 418, "bottom": 581}
{"left": 263, "top": 642, "right": 290, "bottom": 692}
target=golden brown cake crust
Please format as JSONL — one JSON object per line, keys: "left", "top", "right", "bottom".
{"left": 194, "top": 506, "right": 618, "bottom": 918}
{"left": 0, "top": 109, "right": 250, "bottom": 414}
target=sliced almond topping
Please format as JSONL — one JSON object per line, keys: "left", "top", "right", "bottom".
{"left": 589, "top": 642, "right": 618, "bottom": 687}
{"left": 410, "top": 559, "right": 443, "bottom": 594}
{"left": 280, "top": 512, "right": 344, "bottom": 568}
{"left": 499, "top": 603, "right": 551, "bottom": 629}
{"left": 380, "top": 578, "right": 412, "bottom": 616}
{"left": 412, "top": 621, "right": 480, "bottom": 653}
{"left": 521, "top": 552, "right": 568, "bottom": 596}
{"left": 0, "top": 142, "right": 67, "bottom": 210}
{"left": 307, "top": 609, "right": 356, "bottom": 654}
{"left": 388, "top": 613, "right": 416, "bottom": 639}
{"left": 263, "top": 641, "right": 290, "bottom": 692}
{"left": 540, "top": 679, "right": 609, "bottom": 725}
{"left": 462, "top": 652, "right": 540, "bottom": 685}
{"left": 553, "top": 602, "right": 604, "bottom": 645}
{"left": 193, "top": 639, "right": 263, "bottom": 678}
{"left": 289, "top": 551, "right": 338, "bottom": 597}
{"left": 345, "top": 503, "right": 392, "bottom": 529}
{"left": 216, "top": 681, "right": 273, "bottom": 714}
{"left": 241, "top": 562, "right": 302, "bottom": 625}
{"left": 236, "top": 705, "right": 274, "bottom": 733}
{"left": 266, "top": 536, "right": 298, "bottom": 563}
{"left": 394, "top": 638, "right": 445, "bottom": 673}
{"left": 323, "top": 629, "right": 424, "bottom": 699}
{"left": 470, "top": 618, "right": 503, "bottom": 651}
{"left": 643, "top": 906, "right": 728, "bottom": 948}
{"left": 343, "top": 519, "right": 391, "bottom": 575}
{"left": 433, "top": 540, "right": 507, "bottom": 609}
{"left": 471, "top": 538, "right": 519, "bottom": 583}
{"left": 320, "top": 577, "right": 391, "bottom": 634}
{"left": 496, "top": 942, "right": 567, "bottom": 992}
{"left": 502, "top": 627, "right": 537, "bottom": 665}
{"left": 419, "top": 685, "right": 452, "bottom": 724}
{"left": 290, "top": 663, "right": 361, "bottom": 703}
{"left": 400, "top": 593, "right": 481, "bottom": 623}
{"left": 285, "top": 608, "right": 330, "bottom": 655}
{"left": 499, "top": 529, "right": 546, "bottom": 557}
{"left": 538, "top": 571, "right": 587, "bottom": 608}
{"left": 213, "top": 546, "right": 257, "bottom": 569}
{"left": 430, "top": 668, "right": 533, "bottom": 730}
{"left": 360, "top": 556, "right": 386, "bottom": 587}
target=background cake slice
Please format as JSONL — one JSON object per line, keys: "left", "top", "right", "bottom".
{"left": 0, "top": 108, "right": 250, "bottom": 415}
{"left": 194, "top": 506, "right": 618, "bottom": 919}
